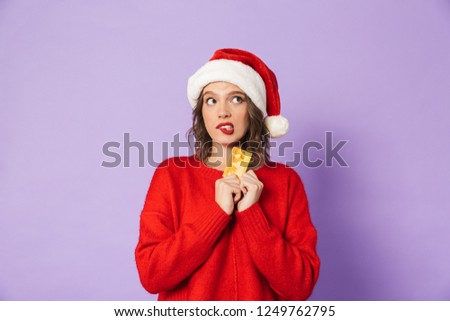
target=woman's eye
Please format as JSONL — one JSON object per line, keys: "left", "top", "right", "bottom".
{"left": 205, "top": 97, "right": 216, "bottom": 105}
{"left": 231, "top": 96, "right": 243, "bottom": 104}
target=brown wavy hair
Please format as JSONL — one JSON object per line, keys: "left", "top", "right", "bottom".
{"left": 188, "top": 93, "right": 271, "bottom": 169}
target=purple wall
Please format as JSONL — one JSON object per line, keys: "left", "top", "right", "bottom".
{"left": 1, "top": 0, "right": 449, "bottom": 300}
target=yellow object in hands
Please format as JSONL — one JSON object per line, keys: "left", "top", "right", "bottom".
{"left": 223, "top": 147, "right": 253, "bottom": 178}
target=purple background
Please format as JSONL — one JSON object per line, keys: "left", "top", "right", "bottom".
{"left": 1, "top": 0, "right": 449, "bottom": 300}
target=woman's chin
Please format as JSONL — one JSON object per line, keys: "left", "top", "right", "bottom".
{"left": 212, "top": 138, "right": 241, "bottom": 147}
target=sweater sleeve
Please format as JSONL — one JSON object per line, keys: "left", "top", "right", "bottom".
{"left": 135, "top": 164, "right": 232, "bottom": 295}
{"left": 235, "top": 170, "right": 320, "bottom": 300}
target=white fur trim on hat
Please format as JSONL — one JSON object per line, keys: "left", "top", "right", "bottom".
{"left": 264, "top": 115, "right": 289, "bottom": 138}
{"left": 187, "top": 59, "right": 267, "bottom": 115}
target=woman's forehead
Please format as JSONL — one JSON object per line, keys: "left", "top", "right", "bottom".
{"left": 203, "top": 81, "right": 245, "bottom": 94}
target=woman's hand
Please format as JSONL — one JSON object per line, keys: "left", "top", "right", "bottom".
{"left": 237, "top": 170, "right": 264, "bottom": 212}
{"left": 215, "top": 174, "right": 242, "bottom": 215}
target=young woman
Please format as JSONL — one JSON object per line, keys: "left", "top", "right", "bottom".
{"left": 135, "top": 48, "right": 320, "bottom": 300}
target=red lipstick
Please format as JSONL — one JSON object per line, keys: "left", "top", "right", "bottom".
{"left": 216, "top": 122, "right": 234, "bottom": 135}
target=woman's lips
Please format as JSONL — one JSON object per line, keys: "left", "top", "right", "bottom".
{"left": 216, "top": 123, "right": 234, "bottom": 135}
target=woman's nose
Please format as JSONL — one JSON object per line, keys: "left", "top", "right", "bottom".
{"left": 217, "top": 102, "right": 231, "bottom": 118}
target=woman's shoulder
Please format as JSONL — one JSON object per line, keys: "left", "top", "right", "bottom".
{"left": 149, "top": 156, "right": 199, "bottom": 186}
{"left": 261, "top": 161, "right": 300, "bottom": 177}
{"left": 156, "top": 155, "right": 193, "bottom": 167}
{"left": 259, "top": 161, "right": 306, "bottom": 192}
{"left": 155, "top": 155, "right": 198, "bottom": 172}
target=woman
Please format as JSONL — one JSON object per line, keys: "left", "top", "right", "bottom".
{"left": 135, "top": 48, "right": 320, "bottom": 300}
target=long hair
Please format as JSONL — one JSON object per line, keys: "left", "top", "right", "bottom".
{"left": 187, "top": 93, "right": 270, "bottom": 169}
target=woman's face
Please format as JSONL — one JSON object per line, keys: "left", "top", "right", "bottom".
{"left": 201, "top": 81, "right": 249, "bottom": 146}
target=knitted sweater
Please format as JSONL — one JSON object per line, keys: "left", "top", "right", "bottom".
{"left": 135, "top": 156, "right": 320, "bottom": 300}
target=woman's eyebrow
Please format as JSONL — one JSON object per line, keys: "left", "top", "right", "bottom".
{"left": 228, "top": 91, "right": 246, "bottom": 96}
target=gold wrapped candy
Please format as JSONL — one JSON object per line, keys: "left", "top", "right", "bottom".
{"left": 223, "top": 147, "right": 252, "bottom": 178}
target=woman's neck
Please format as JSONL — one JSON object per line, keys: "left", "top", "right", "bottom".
{"left": 206, "top": 143, "right": 236, "bottom": 171}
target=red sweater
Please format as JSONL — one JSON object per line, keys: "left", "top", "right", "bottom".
{"left": 135, "top": 156, "right": 319, "bottom": 300}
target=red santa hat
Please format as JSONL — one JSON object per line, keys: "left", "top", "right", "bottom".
{"left": 187, "top": 48, "right": 289, "bottom": 138}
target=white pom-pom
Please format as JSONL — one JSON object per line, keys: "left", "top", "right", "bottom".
{"left": 264, "top": 115, "right": 289, "bottom": 138}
